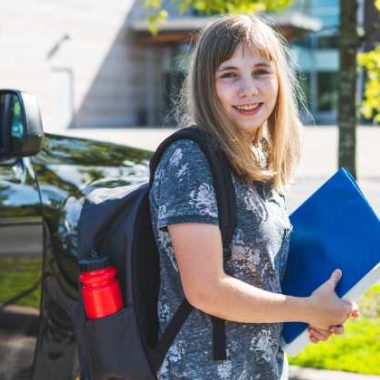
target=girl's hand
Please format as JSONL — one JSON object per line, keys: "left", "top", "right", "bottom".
{"left": 308, "top": 304, "right": 360, "bottom": 344}
{"left": 308, "top": 325, "right": 344, "bottom": 344}
{"left": 307, "top": 269, "right": 354, "bottom": 330}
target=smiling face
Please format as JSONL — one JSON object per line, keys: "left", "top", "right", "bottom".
{"left": 215, "top": 42, "right": 279, "bottom": 137}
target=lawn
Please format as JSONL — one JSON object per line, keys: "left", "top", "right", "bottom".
{"left": 0, "top": 256, "right": 42, "bottom": 309}
{"left": 288, "top": 284, "right": 380, "bottom": 375}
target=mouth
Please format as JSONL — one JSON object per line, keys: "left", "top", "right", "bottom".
{"left": 232, "top": 103, "right": 264, "bottom": 116}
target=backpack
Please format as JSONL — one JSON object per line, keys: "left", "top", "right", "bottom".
{"left": 72, "top": 126, "right": 237, "bottom": 380}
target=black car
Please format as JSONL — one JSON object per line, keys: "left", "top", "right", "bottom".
{"left": 0, "top": 89, "right": 152, "bottom": 379}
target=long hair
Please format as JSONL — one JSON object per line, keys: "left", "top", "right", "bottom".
{"left": 178, "top": 14, "right": 304, "bottom": 192}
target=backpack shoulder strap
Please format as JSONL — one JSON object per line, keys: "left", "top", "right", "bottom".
{"left": 151, "top": 126, "right": 236, "bottom": 367}
{"left": 149, "top": 125, "right": 236, "bottom": 259}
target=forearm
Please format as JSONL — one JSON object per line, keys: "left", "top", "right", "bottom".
{"left": 190, "top": 274, "right": 313, "bottom": 324}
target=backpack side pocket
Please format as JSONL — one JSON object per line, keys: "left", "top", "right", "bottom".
{"left": 72, "top": 300, "right": 94, "bottom": 380}
{"left": 72, "top": 301, "right": 156, "bottom": 380}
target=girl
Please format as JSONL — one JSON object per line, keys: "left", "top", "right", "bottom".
{"left": 149, "top": 14, "right": 355, "bottom": 379}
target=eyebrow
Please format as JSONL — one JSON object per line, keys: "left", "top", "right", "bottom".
{"left": 217, "top": 62, "right": 271, "bottom": 72}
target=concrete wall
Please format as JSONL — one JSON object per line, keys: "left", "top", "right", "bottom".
{"left": 0, "top": 0, "right": 161, "bottom": 132}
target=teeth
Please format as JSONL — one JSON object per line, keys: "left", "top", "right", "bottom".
{"left": 235, "top": 103, "right": 260, "bottom": 111}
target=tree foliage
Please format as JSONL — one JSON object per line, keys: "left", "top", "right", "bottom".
{"left": 144, "top": 0, "right": 293, "bottom": 34}
{"left": 357, "top": 0, "right": 380, "bottom": 124}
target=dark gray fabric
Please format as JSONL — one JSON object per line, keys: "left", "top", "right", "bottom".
{"left": 149, "top": 139, "right": 292, "bottom": 380}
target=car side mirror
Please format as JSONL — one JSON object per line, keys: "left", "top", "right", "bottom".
{"left": 0, "top": 89, "right": 44, "bottom": 159}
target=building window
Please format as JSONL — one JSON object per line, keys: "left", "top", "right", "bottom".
{"left": 161, "top": 44, "right": 191, "bottom": 126}
{"left": 317, "top": 33, "right": 338, "bottom": 49}
{"left": 296, "top": 71, "right": 311, "bottom": 108}
{"left": 317, "top": 72, "right": 338, "bottom": 112}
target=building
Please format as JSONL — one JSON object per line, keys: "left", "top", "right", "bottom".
{"left": 3, "top": 0, "right": 368, "bottom": 132}
{"left": 289, "top": 0, "right": 380, "bottom": 125}
{"left": 129, "top": 2, "right": 321, "bottom": 127}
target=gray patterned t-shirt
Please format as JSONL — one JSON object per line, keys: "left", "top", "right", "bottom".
{"left": 149, "top": 138, "right": 293, "bottom": 380}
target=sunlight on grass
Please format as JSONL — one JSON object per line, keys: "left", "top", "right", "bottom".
{"left": 0, "top": 257, "right": 42, "bottom": 309}
{"left": 289, "top": 285, "right": 380, "bottom": 375}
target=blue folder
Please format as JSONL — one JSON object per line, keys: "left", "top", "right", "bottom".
{"left": 281, "top": 168, "right": 380, "bottom": 355}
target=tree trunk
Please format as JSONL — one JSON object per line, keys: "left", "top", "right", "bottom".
{"left": 338, "top": 0, "right": 359, "bottom": 178}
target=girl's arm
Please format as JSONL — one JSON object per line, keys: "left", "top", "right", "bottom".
{"left": 168, "top": 223, "right": 354, "bottom": 331}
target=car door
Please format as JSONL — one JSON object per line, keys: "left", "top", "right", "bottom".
{"left": 0, "top": 155, "right": 44, "bottom": 380}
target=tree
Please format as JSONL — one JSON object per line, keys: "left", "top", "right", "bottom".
{"left": 338, "top": 0, "right": 380, "bottom": 178}
{"left": 145, "top": 0, "right": 293, "bottom": 16}
{"left": 144, "top": 0, "right": 293, "bottom": 33}
{"left": 338, "top": 0, "right": 360, "bottom": 178}
{"left": 358, "top": 0, "right": 380, "bottom": 124}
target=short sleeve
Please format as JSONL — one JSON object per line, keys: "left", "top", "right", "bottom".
{"left": 150, "top": 139, "right": 219, "bottom": 231}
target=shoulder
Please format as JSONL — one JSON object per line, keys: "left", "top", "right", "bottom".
{"left": 150, "top": 137, "right": 219, "bottom": 226}
{"left": 150, "top": 137, "right": 216, "bottom": 198}
{"left": 158, "top": 139, "right": 207, "bottom": 168}
{"left": 153, "top": 138, "right": 210, "bottom": 182}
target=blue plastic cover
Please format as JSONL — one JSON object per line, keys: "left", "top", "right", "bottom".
{"left": 282, "top": 168, "right": 380, "bottom": 345}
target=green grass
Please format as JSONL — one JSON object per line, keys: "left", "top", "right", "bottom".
{"left": 0, "top": 256, "right": 42, "bottom": 309}
{"left": 289, "top": 284, "right": 380, "bottom": 375}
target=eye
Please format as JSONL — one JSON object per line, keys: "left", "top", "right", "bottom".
{"left": 254, "top": 69, "right": 270, "bottom": 76}
{"left": 220, "top": 72, "right": 237, "bottom": 79}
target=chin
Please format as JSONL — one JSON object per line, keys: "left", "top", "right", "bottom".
{"left": 236, "top": 123, "right": 261, "bottom": 134}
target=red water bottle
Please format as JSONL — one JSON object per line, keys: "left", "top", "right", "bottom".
{"left": 79, "top": 255, "right": 123, "bottom": 320}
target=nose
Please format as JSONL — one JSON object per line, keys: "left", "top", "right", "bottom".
{"left": 237, "top": 77, "right": 259, "bottom": 98}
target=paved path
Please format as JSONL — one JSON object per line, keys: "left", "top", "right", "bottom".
{"left": 63, "top": 125, "right": 380, "bottom": 215}
{"left": 62, "top": 125, "right": 380, "bottom": 180}
{"left": 289, "top": 366, "right": 380, "bottom": 380}
{"left": 61, "top": 125, "right": 379, "bottom": 178}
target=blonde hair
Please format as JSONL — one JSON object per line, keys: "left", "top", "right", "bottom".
{"left": 178, "top": 14, "right": 303, "bottom": 192}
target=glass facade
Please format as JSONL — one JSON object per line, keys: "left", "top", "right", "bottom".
{"left": 317, "top": 72, "right": 338, "bottom": 112}
{"left": 290, "top": 0, "right": 340, "bottom": 124}
{"left": 161, "top": 43, "right": 190, "bottom": 126}
{"left": 157, "top": 0, "right": 347, "bottom": 126}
